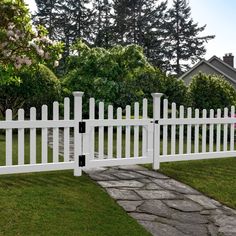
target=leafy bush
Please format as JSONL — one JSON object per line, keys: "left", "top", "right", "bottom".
{"left": 63, "top": 42, "right": 158, "bottom": 115}
{"left": 63, "top": 41, "right": 188, "bottom": 116}
{"left": 188, "top": 73, "right": 236, "bottom": 110}
{"left": 0, "top": 64, "right": 61, "bottom": 118}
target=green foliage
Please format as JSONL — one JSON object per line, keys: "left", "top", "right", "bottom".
{"left": 167, "top": 0, "right": 215, "bottom": 75}
{"left": 63, "top": 42, "right": 159, "bottom": 115}
{"left": 188, "top": 73, "right": 236, "bottom": 110}
{"left": 0, "top": 64, "right": 61, "bottom": 118}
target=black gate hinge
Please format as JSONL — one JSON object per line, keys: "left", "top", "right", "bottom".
{"left": 155, "top": 120, "right": 159, "bottom": 124}
{"left": 79, "top": 155, "right": 85, "bottom": 167}
{"left": 79, "top": 121, "right": 86, "bottom": 133}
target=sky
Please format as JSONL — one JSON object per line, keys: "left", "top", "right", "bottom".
{"left": 25, "top": 0, "right": 236, "bottom": 64}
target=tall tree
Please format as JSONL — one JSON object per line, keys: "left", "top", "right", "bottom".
{"left": 92, "top": 0, "right": 113, "bottom": 48}
{"left": 34, "top": 0, "right": 93, "bottom": 56}
{"left": 167, "top": 0, "right": 215, "bottom": 75}
{"left": 111, "top": 0, "right": 169, "bottom": 69}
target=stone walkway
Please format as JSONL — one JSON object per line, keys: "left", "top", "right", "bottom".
{"left": 85, "top": 165, "right": 236, "bottom": 236}
{"left": 48, "top": 130, "right": 236, "bottom": 236}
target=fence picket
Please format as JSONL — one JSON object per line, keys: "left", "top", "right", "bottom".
{"left": 53, "top": 102, "right": 59, "bottom": 163}
{"left": 117, "top": 108, "right": 122, "bottom": 158}
{"left": 134, "top": 102, "right": 139, "bottom": 157}
{"left": 30, "top": 107, "right": 36, "bottom": 164}
{"left": 89, "top": 98, "right": 95, "bottom": 159}
{"left": 223, "top": 108, "right": 228, "bottom": 151}
{"left": 41, "top": 105, "right": 48, "bottom": 163}
{"left": 108, "top": 105, "right": 113, "bottom": 159}
{"left": 216, "top": 109, "right": 221, "bottom": 152}
{"left": 18, "top": 109, "right": 25, "bottom": 165}
{"left": 63, "top": 97, "right": 70, "bottom": 162}
{"left": 125, "top": 105, "right": 131, "bottom": 158}
{"left": 179, "top": 105, "right": 184, "bottom": 154}
{"left": 142, "top": 99, "right": 148, "bottom": 157}
{"left": 230, "top": 106, "right": 235, "bottom": 151}
{"left": 194, "top": 109, "right": 199, "bottom": 153}
{"left": 6, "top": 109, "right": 12, "bottom": 166}
{"left": 171, "top": 103, "right": 176, "bottom": 155}
{"left": 187, "top": 107, "right": 192, "bottom": 154}
{"left": 163, "top": 99, "right": 168, "bottom": 155}
{"left": 209, "top": 109, "right": 214, "bottom": 152}
{"left": 98, "top": 102, "right": 104, "bottom": 159}
{"left": 202, "top": 109, "right": 207, "bottom": 153}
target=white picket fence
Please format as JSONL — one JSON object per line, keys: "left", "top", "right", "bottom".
{"left": 0, "top": 91, "right": 235, "bottom": 176}
{"left": 154, "top": 97, "right": 236, "bottom": 169}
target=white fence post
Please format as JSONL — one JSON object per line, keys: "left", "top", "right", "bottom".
{"left": 73, "top": 91, "right": 84, "bottom": 176}
{"left": 152, "top": 93, "right": 163, "bottom": 170}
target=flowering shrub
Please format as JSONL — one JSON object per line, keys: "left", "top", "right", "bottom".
{"left": 0, "top": 0, "right": 63, "bottom": 77}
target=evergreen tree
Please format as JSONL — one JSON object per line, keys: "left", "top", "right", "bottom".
{"left": 34, "top": 0, "right": 93, "bottom": 56}
{"left": 92, "top": 0, "right": 113, "bottom": 48}
{"left": 111, "top": 0, "right": 169, "bottom": 69}
{"left": 167, "top": 0, "right": 215, "bottom": 75}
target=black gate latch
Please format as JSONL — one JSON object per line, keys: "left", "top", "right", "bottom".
{"left": 79, "top": 121, "right": 86, "bottom": 133}
{"left": 79, "top": 155, "right": 85, "bottom": 167}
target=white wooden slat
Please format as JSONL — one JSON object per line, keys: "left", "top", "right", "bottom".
{"left": 230, "top": 106, "right": 235, "bottom": 151}
{"left": 63, "top": 97, "right": 70, "bottom": 162}
{"left": 187, "top": 107, "right": 192, "bottom": 154}
{"left": 171, "top": 103, "right": 176, "bottom": 155}
{"left": 202, "top": 109, "right": 207, "bottom": 153}
{"left": 163, "top": 99, "right": 168, "bottom": 155}
{"left": 53, "top": 102, "right": 59, "bottom": 163}
{"left": 216, "top": 109, "right": 221, "bottom": 152}
{"left": 125, "top": 105, "right": 131, "bottom": 158}
{"left": 209, "top": 109, "right": 214, "bottom": 152}
{"left": 41, "top": 105, "right": 48, "bottom": 163}
{"left": 108, "top": 105, "right": 113, "bottom": 159}
{"left": 142, "top": 98, "right": 148, "bottom": 157}
{"left": 30, "top": 107, "right": 36, "bottom": 164}
{"left": 194, "top": 109, "right": 199, "bottom": 153}
{"left": 116, "top": 108, "right": 122, "bottom": 158}
{"left": 223, "top": 107, "right": 228, "bottom": 151}
{"left": 89, "top": 98, "right": 95, "bottom": 160}
{"left": 98, "top": 102, "right": 104, "bottom": 159}
{"left": 5, "top": 109, "right": 12, "bottom": 166}
{"left": 18, "top": 109, "right": 25, "bottom": 165}
{"left": 134, "top": 102, "right": 139, "bottom": 157}
{"left": 179, "top": 105, "right": 184, "bottom": 154}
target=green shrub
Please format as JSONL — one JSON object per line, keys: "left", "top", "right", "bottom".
{"left": 188, "top": 73, "right": 236, "bottom": 110}
{"left": 63, "top": 41, "right": 188, "bottom": 117}
{"left": 0, "top": 64, "right": 61, "bottom": 119}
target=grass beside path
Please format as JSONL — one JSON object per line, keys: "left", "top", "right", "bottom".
{"left": 0, "top": 171, "right": 151, "bottom": 236}
{"left": 149, "top": 157, "right": 236, "bottom": 209}
{"left": 0, "top": 134, "right": 150, "bottom": 236}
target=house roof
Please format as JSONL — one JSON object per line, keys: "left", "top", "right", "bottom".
{"left": 179, "top": 56, "right": 236, "bottom": 84}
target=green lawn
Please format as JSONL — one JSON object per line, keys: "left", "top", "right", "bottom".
{"left": 0, "top": 134, "right": 150, "bottom": 236}
{"left": 157, "top": 157, "right": 236, "bottom": 209}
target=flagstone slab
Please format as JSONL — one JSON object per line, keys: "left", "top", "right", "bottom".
{"left": 163, "top": 199, "right": 203, "bottom": 212}
{"left": 135, "top": 190, "right": 180, "bottom": 200}
{"left": 98, "top": 180, "right": 144, "bottom": 188}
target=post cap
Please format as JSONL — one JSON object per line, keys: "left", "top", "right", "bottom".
{"left": 73, "top": 91, "right": 84, "bottom": 97}
{"left": 151, "top": 93, "right": 163, "bottom": 98}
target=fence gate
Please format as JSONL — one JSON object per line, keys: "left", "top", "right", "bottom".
{"left": 76, "top": 96, "right": 155, "bottom": 172}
